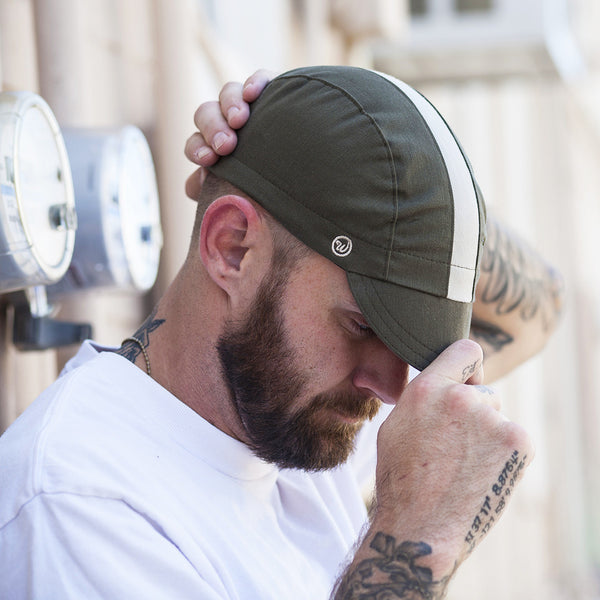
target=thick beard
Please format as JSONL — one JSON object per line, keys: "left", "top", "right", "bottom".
{"left": 217, "top": 267, "right": 380, "bottom": 471}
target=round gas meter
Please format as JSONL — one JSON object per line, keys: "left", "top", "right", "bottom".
{"left": 48, "top": 125, "right": 163, "bottom": 297}
{"left": 0, "top": 91, "right": 76, "bottom": 293}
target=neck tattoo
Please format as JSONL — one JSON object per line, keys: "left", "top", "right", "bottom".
{"left": 122, "top": 336, "right": 151, "bottom": 376}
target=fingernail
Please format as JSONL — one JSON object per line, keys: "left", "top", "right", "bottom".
{"left": 213, "top": 132, "right": 228, "bottom": 151}
{"left": 242, "top": 82, "right": 256, "bottom": 98}
{"left": 227, "top": 106, "right": 240, "bottom": 122}
{"left": 195, "top": 147, "right": 212, "bottom": 162}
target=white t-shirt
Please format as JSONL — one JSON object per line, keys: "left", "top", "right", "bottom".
{"left": 0, "top": 342, "right": 387, "bottom": 599}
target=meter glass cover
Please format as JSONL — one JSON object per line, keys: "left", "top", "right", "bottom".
{"left": 118, "top": 127, "right": 162, "bottom": 291}
{"left": 17, "top": 102, "right": 74, "bottom": 273}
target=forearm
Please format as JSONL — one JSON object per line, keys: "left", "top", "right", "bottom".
{"left": 331, "top": 527, "right": 456, "bottom": 599}
{"left": 331, "top": 341, "right": 534, "bottom": 600}
{"left": 332, "top": 446, "right": 531, "bottom": 600}
{"left": 471, "top": 214, "right": 564, "bottom": 381}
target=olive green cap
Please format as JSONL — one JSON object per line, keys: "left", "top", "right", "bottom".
{"left": 210, "top": 66, "right": 486, "bottom": 371}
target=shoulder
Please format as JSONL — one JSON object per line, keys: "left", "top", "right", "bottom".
{"left": 0, "top": 351, "right": 158, "bottom": 524}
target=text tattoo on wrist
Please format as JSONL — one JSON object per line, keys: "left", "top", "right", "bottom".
{"left": 464, "top": 450, "right": 528, "bottom": 553}
{"left": 334, "top": 534, "right": 454, "bottom": 599}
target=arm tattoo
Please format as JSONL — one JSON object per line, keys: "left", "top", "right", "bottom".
{"left": 469, "top": 317, "right": 514, "bottom": 355}
{"left": 117, "top": 306, "right": 165, "bottom": 363}
{"left": 479, "top": 218, "right": 563, "bottom": 331}
{"left": 335, "top": 451, "right": 529, "bottom": 599}
{"left": 333, "top": 534, "right": 454, "bottom": 599}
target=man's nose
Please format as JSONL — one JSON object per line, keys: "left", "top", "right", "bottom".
{"left": 351, "top": 338, "right": 409, "bottom": 404}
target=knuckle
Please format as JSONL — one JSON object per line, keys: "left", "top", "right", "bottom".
{"left": 501, "top": 421, "right": 535, "bottom": 457}
{"left": 197, "top": 101, "right": 227, "bottom": 132}
{"left": 456, "top": 337, "right": 482, "bottom": 355}
{"left": 474, "top": 385, "right": 502, "bottom": 410}
{"left": 253, "top": 68, "right": 275, "bottom": 81}
{"left": 444, "top": 382, "right": 474, "bottom": 413}
{"left": 184, "top": 132, "right": 204, "bottom": 151}
{"left": 220, "top": 81, "right": 243, "bottom": 100}
{"left": 449, "top": 338, "right": 483, "bottom": 364}
{"left": 406, "top": 374, "right": 438, "bottom": 405}
{"left": 194, "top": 100, "right": 217, "bottom": 122}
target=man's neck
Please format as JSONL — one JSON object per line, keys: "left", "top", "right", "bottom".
{"left": 140, "top": 268, "right": 249, "bottom": 444}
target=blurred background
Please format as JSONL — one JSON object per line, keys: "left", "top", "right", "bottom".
{"left": 0, "top": 1, "right": 598, "bottom": 597}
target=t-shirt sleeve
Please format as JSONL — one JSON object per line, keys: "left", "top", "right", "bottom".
{"left": 0, "top": 492, "right": 227, "bottom": 599}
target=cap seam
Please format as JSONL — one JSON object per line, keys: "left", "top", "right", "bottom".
{"left": 375, "top": 76, "right": 450, "bottom": 279}
{"left": 376, "top": 75, "right": 460, "bottom": 286}
{"left": 216, "top": 150, "right": 478, "bottom": 277}
{"left": 218, "top": 154, "right": 398, "bottom": 257}
{"left": 431, "top": 99, "right": 485, "bottom": 299}
{"left": 384, "top": 248, "right": 478, "bottom": 271}
{"left": 365, "top": 302, "right": 433, "bottom": 364}
{"left": 278, "top": 72, "right": 400, "bottom": 277}
{"left": 220, "top": 151, "right": 476, "bottom": 276}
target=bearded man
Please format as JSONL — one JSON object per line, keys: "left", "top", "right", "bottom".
{"left": 0, "top": 66, "right": 562, "bottom": 599}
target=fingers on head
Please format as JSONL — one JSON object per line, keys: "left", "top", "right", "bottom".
{"left": 192, "top": 101, "right": 237, "bottom": 155}
{"left": 189, "top": 71, "right": 276, "bottom": 163}
{"left": 185, "top": 167, "right": 207, "bottom": 201}
{"left": 242, "top": 69, "right": 277, "bottom": 102}
{"left": 219, "top": 81, "right": 250, "bottom": 128}
{"left": 185, "top": 132, "right": 218, "bottom": 166}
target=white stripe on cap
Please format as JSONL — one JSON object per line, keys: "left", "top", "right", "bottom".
{"left": 376, "top": 71, "right": 481, "bottom": 303}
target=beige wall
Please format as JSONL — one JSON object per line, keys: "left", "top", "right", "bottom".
{"left": 1, "top": 1, "right": 598, "bottom": 597}
{"left": 420, "top": 76, "right": 599, "bottom": 600}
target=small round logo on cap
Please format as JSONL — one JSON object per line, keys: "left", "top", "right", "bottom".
{"left": 332, "top": 235, "right": 352, "bottom": 257}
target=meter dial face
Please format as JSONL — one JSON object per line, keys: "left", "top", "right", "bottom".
{"left": 17, "top": 102, "right": 75, "bottom": 273}
{"left": 115, "top": 126, "right": 162, "bottom": 292}
{"left": 0, "top": 92, "right": 75, "bottom": 292}
{"left": 48, "top": 125, "right": 162, "bottom": 297}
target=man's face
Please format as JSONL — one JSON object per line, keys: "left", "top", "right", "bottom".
{"left": 217, "top": 250, "right": 408, "bottom": 471}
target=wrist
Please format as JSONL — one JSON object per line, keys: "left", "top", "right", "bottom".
{"left": 332, "top": 525, "right": 459, "bottom": 600}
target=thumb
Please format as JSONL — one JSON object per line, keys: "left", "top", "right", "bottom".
{"left": 420, "top": 339, "right": 484, "bottom": 385}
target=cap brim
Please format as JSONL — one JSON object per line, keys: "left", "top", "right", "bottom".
{"left": 347, "top": 272, "right": 473, "bottom": 372}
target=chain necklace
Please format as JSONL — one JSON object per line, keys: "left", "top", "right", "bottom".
{"left": 121, "top": 336, "right": 151, "bottom": 376}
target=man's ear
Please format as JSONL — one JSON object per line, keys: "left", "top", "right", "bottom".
{"left": 199, "top": 195, "right": 269, "bottom": 295}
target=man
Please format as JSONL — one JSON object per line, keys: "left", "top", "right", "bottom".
{"left": 187, "top": 69, "right": 564, "bottom": 382}
{"left": 0, "top": 66, "right": 561, "bottom": 599}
